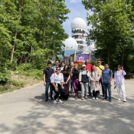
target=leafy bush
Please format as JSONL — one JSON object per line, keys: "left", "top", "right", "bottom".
{"left": 78, "top": 64, "right": 82, "bottom": 70}
{"left": 0, "top": 85, "right": 10, "bottom": 92}
{"left": 17, "top": 69, "right": 43, "bottom": 80}
{"left": 0, "top": 70, "right": 11, "bottom": 84}
{"left": 27, "top": 69, "right": 43, "bottom": 80}
{"left": 89, "top": 60, "right": 97, "bottom": 66}
{"left": 33, "top": 57, "right": 47, "bottom": 70}
{"left": 11, "top": 79, "right": 25, "bottom": 87}
{"left": 0, "top": 73, "right": 9, "bottom": 84}
{"left": 6, "top": 59, "right": 18, "bottom": 70}
{"left": 18, "top": 63, "right": 32, "bottom": 71}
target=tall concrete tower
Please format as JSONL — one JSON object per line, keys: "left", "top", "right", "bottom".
{"left": 71, "top": 18, "right": 86, "bottom": 51}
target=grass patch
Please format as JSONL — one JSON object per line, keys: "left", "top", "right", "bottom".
{"left": 0, "top": 69, "right": 43, "bottom": 94}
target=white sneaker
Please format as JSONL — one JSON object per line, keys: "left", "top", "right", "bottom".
{"left": 81, "top": 97, "right": 84, "bottom": 100}
{"left": 53, "top": 100, "right": 57, "bottom": 104}
{"left": 123, "top": 99, "right": 126, "bottom": 102}
{"left": 58, "top": 100, "right": 64, "bottom": 104}
{"left": 118, "top": 99, "right": 121, "bottom": 101}
{"left": 92, "top": 97, "right": 95, "bottom": 100}
{"left": 96, "top": 98, "right": 98, "bottom": 100}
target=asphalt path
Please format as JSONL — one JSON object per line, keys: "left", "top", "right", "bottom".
{"left": 0, "top": 80, "right": 134, "bottom": 134}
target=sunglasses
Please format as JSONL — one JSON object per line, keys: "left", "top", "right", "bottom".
{"left": 57, "top": 69, "right": 60, "bottom": 70}
{"left": 98, "top": 62, "right": 100, "bottom": 63}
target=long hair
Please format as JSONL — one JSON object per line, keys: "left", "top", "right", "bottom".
{"left": 62, "top": 65, "right": 69, "bottom": 73}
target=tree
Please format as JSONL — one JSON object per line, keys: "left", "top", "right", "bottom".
{"left": 82, "top": 0, "right": 134, "bottom": 69}
{"left": 0, "top": 0, "right": 70, "bottom": 70}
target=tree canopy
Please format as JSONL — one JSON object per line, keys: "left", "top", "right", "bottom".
{"left": 0, "top": 0, "right": 70, "bottom": 71}
{"left": 82, "top": 0, "right": 134, "bottom": 72}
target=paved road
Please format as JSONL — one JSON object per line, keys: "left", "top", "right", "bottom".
{"left": 0, "top": 80, "right": 134, "bottom": 134}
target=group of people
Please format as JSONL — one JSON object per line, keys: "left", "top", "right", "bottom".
{"left": 43, "top": 59, "right": 127, "bottom": 104}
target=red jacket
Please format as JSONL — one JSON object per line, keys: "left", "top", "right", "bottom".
{"left": 81, "top": 64, "right": 93, "bottom": 73}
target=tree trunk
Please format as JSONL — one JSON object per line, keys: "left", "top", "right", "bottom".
{"left": 11, "top": 29, "right": 18, "bottom": 63}
{"left": 11, "top": 0, "right": 23, "bottom": 63}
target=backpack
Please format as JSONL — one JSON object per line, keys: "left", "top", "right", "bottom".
{"left": 81, "top": 70, "right": 89, "bottom": 83}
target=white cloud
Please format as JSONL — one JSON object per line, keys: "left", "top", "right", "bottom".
{"left": 70, "top": 0, "right": 81, "bottom": 3}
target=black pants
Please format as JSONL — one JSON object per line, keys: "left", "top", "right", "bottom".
{"left": 93, "top": 91, "right": 99, "bottom": 98}
{"left": 71, "top": 77, "right": 73, "bottom": 90}
{"left": 99, "top": 79, "right": 104, "bottom": 96}
{"left": 53, "top": 84, "right": 64, "bottom": 100}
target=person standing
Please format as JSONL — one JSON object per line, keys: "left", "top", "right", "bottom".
{"left": 52, "top": 60, "right": 60, "bottom": 72}
{"left": 60, "top": 61, "right": 65, "bottom": 71}
{"left": 102, "top": 64, "right": 113, "bottom": 102}
{"left": 96, "top": 60, "right": 105, "bottom": 96}
{"left": 79, "top": 64, "right": 90, "bottom": 100}
{"left": 85, "top": 59, "right": 93, "bottom": 96}
{"left": 90, "top": 65, "right": 101, "bottom": 100}
{"left": 61, "top": 65, "right": 71, "bottom": 100}
{"left": 114, "top": 65, "right": 126, "bottom": 102}
{"left": 43, "top": 61, "right": 54, "bottom": 102}
{"left": 50, "top": 67, "right": 65, "bottom": 104}
{"left": 72, "top": 64, "right": 79, "bottom": 99}
{"left": 69, "top": 62, "right": 74, "bottom": 92}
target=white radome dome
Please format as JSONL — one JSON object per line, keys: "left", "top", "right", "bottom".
{"left": 62, "top": 37, "right": 78, "bottom": 50}
{"left": 91, "top": 43, "right": 97, "bottom": 50}
{"left": 71, "top": 18, "right": 86, "bottom": 29}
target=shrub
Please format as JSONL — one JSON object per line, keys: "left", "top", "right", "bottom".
{"left": 89, "top": 60, "right": 97, "bottom": 66}
{"left": 18, "top": 63, "right": 32, "bottom": 71}
{"left": 78, "top": 64, "right": 82, "bottom": 70}
{"left": 6, "top": 59, "right": 18, "bottom": 70}
{"left": 11, "top": 80, "right": 25, "bottom": 87}
{"left": 0, "top": 85, "right": 10, "bottom": 92}
{"left": 0, "top": 70, "right": 11, "bottom": 84}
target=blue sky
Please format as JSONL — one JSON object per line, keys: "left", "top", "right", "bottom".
{"left": 63, "top": 0, "right": 91, "bottom": 37}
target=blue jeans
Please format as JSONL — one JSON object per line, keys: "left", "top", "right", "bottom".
{"left": 45, "top": 82, "right": 53, "bottom": 100}
{"left": 103, "top": 82, "right": 111, "bottom": 101}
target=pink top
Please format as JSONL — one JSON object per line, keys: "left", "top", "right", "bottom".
{"left": 114, "top": 70, "right": 126, "bottom": 84}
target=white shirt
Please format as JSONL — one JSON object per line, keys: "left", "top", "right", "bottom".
{"left": 117, "top": 71, "right": 121, "bottom": 82}
{"left": 50, "top": 73, "right": 64, "bottom": 87}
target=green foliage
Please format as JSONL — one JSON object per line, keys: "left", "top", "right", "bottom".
{"left": 78, "top": 64, "right": 82, "bottom": 70}
{"left": 89, "top": 60, "right": 97, "bottom": 66}
{"left": 0, "top": 0, "right": 70, "bottom": 92}
{"left": 82, "top": 0, "right": 134, "bottom": 73}
{"left": 0, "top": 85, "right": 10, "bottom": 92}
{"left": 0, "top": 73, "right": 9, "bottom": 84}
{"left": 11, "top": 80, "right": 25, "bottom": 87}
{"left": 0, "top": 70, "right": 11, "bottom": 84}
{"left": 18, "top": 63, "right": 32, "bottom": 71}
{"left": 0, "top": 0, "right": 70, "bottom": 71}
{"left": 17, "top": 69, "right": 43, "bottom": 80}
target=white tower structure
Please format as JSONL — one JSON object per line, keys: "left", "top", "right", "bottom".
{"left": 71, "top": 18, "right": 86, "bottom": 51}
{"left": 62, "top": 37, "right": 78, "bottom": 50}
